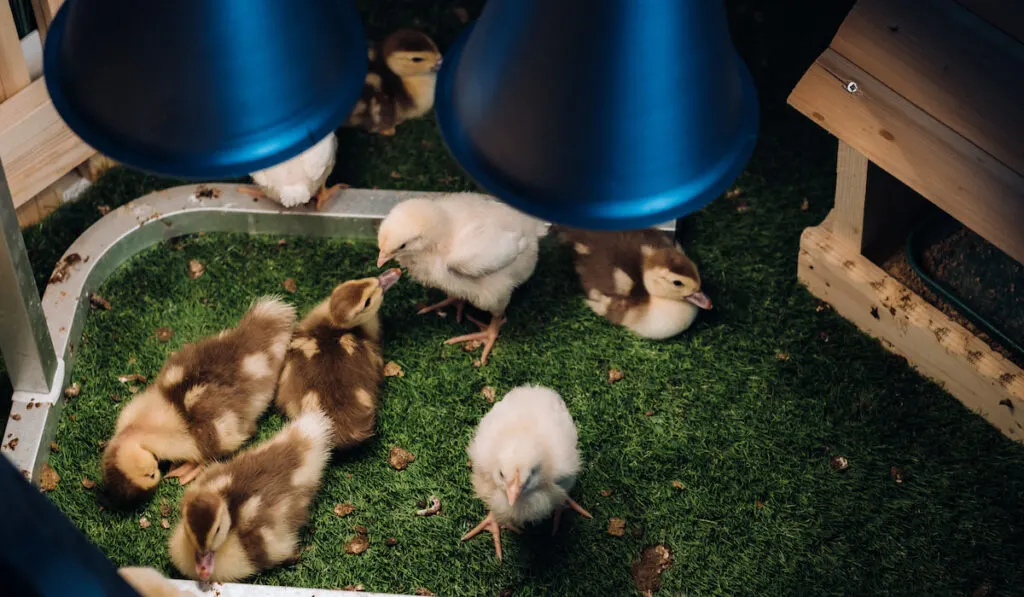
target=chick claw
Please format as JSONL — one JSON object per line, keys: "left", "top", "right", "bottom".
{"left": 165, "top": 462, "right": 203, "bottom": 486}
{"left": 445, "top": 314, "right": 506, "bottom": 365}
{"left": 551, "top": 497, "right": 593, "bottom": 535}
{"left": 417, "top": 296, "right": 466, "bottom": 322}
{"left": 461, "top": 512, "right": 520, "bottom": 561}
{"left": 314, "top": 183, "right": 344, "bottom": 211}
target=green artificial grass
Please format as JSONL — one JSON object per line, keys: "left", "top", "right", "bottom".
{"left": 7, "top": 0, "right": 1024, "bottom": 595}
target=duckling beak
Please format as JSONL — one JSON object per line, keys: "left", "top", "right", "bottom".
{"left": 431, "top": 57, "right": 443, "bottom": 73}
{"left": 196, "top": 551, "right": 215, "bottom": 580}
{"left": 505, "top": 468, "right": 522, "bottom": 506}
{"left": 376, "top": 251, "right": 393, "bottom": 268}
{"left": 685, "top": 291, "right": 712, "bottom": 310}
{"left": 377, "top": 268, "right": 402, "bottom": 292}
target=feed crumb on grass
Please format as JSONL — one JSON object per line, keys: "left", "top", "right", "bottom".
{"left": 481, "top": 386, "right": 496, "bottom": 402}
{"left": 343, "top": 585, "right": 365, "bottom": 592}
{"left": 160, "top": 499, "right": 171, "bottom": 517}
{"left": 383, "top": 362, "right": 404, "bottom": 377}
{"left": 89, "top": 293, "right": 112, "bottom": 310}
{"left": 632, "top": 544, "right": 674, "bottom": 597}
{"left": 138, "top": 517, "right": 151, "bottom": 529}
{"left": 39, "top": 464, "right": 60, "bottom": 491}
{"left": 49, "top": 442, "right": 59, "bottom": 453}
{"left": 608, "top": 518, "right": 626, "bottom": 537}
{"left": 334, "top": 503, "right": 356, "bottom": 517}
{"left": 389, "top": 446, "right": 415, "bottom": 470}
{"left": 608, "top": 369, "right": 624, "bottom": 384}
{"left": 890, "top": 467, "right": 905, "bottom": 484}
{"left": 345, "top": 535, "right": 369, "bottom": 555}
{"left": 161, "top": 519, "right": 170, "bottom": 529}
{"left": 282, "top": 278, "right": 297, "bottom": 293}
{"left": 600, "top": 489, "right": 612, "bottom": 497}
{"left": 801, "top": 198, "right": 810, "bottom": 211}
{"left": 64, "top": 382, "right": 81, "bottom": 398}
{"left": 462, "top": 340, "right": 483, "bottom": 352}
{"left": 385, "top": 538, "right": 397, "bottom": 547}
{"left": 776, "top": 351, "right": 790, "bottom": 361}
{"left": 81, "top": 477, "right": 96, "bottom": 489}
{"left": 117, "top": 374, "right": 146, "bottom": 384}
{"left": 155, "top": 327, "right": 174, "bottom": 342}
{"left": 414, "top": 589, "right": 436, "bottom": 596}
{"left": 831, "top": 456, "right": 850, "bottom": 472}
{"left": 416, "top": 496, "right": 441, "bottom": 516}
{"left": 672, "top": 481, "right": 686, "bottom": 491}
{"left": 187, "top": 259, "right": 205, "bottom": 279}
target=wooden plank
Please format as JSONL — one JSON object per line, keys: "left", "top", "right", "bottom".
{"left": 832, "top": 140, "right": 869, "bottom": 250}
{"left": 30, "top": 0, "right": 63, "bottom": 39}
{"left": 799, "top": 221, "right": 1024, "bottom": 442}
{"left": 954, "top": 0, "right": 1024, "bottom": 44}
{"left": 0, "top": 1, "right": 31, "bottom": 101}
{"left": 0, "top": 77, "right": 95, "bottom": 208}
{"left": 831, "top": 0, "right": 1024, "bottom": 177}
{"left": 787, "top": 49, "right": 1024, "bottom": 265}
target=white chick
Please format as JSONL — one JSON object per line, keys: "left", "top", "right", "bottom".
{"left": 376, "top": 193, "right": 546, "bottom": 365}
{"left": 239, "top": 132, "right": 342, "bottom": 210}
{"left": 463, "top": 385, "right": 592, "bottom": 560}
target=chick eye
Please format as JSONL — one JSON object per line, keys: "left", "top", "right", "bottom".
{"left": 673, "top": 280, "right": 683, "bottom": 287}
{"left": 364, "top": 297, "right": 372, "bottom": 308}
{"left": 398, "top": 242, "right": 407, "bottom": 250}
{"left": 411, "top": 57, "right": 424, "bottom": 63}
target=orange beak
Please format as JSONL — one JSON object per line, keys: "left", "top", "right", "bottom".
{"left": 376, "top": 251, "right": 393, "bottom": 268}
{"left": 504, "top": 469, "right": 522, "bottom": 506}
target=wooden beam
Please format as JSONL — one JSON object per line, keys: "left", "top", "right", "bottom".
{"left": 30, "top": 0, "right": 63, "bottom": 40}
{"left": 788, "top": 49, "right": 1024, "bottom": 265}
{"left": 0, "top": 77, "right": 95, "bottom": 208}
{"left": 831, "top": 0, "right": 1024, "bottom": 177}
{"left": 955, "top": 0, "right": 1024, "bottom": 43}
{"left": 799, "top": 221, "right": 1024, "bottom": 442}
{"left": 832, "top": 140, "right": 870, "bottom": 250}
{"left": 0, "top": 1, "right": 31, "bottom": 101}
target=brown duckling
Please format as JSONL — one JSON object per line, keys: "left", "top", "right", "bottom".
{"left": 553, "top": 227, "right": 712, "bottom": 339}
{"left": 276, "top": 268, "right": 402, "bottom": 448}
{"left": 101, "top": 297, "right": 296, "bottom": 508}
{"left": 346, "top": 29, "right": 442, "bottom": 135}
{"left": 168, "top": 410, "right": 333, "bottom": 582}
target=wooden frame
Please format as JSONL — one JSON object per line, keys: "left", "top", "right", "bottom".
{"left": 0, "top": 0, "right": 95, "bottom": 216}
{"left": 789, "top": 0, "right": 1024, "bottom": 441}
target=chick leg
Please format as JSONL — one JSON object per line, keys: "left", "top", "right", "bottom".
{"left": 551, "top": 497, "right": 593, "bottom": 535}
{"left": 165, "top": 462, "right": 203, "bottom": 486}
{"left": 461, "top": 512, "right": 520, "bottom": 561}
{"left": 417, "top": 296, "right": 466, "bottom": 323}
{"left": 314, "top": 183, "right": 345, "bottom": 211}
{"left": 445, "top": 313, "right": 506, "bottom": 365}
{"left": 236, "top": 185, "right": 266, "bottom": 199}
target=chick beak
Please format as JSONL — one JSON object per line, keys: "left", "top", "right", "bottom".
{"left": 685, "top": 291, "right": 712, "bottom": 310}
{"left": 377, "top": 268, "right": 402, "bottom": 292}
{"left": 505, "top": 469, "right": 522, "bottom": 506}
{"left": 431, "top": 57, "right": 443, "bottom": 73}
{"left": 196, "top": 551, "right": 215, "bottom": 580}
{"left": 376, "top": 251, "right": 393, "bottom": 268}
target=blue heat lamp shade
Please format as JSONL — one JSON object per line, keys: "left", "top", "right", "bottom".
{"left": 435, "top": 0, "right": 759, "bottom": 229}
{"left": 43, "top": 0, "right": 368, "bottom": 179}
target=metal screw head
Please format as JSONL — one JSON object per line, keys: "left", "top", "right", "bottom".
{"left": 845, "top": 81, "right": 859, "bottom": 93}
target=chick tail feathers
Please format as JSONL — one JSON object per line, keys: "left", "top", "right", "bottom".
{"left": 277, "top": 184, "right": 313, "bottom": 208}
{"left": 290, "top": 410, "right": 335, "bottom": 476}
{"left": 240, "top": 296, "right": 297, "bottom": 336}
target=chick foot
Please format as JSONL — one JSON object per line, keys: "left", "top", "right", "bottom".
{"left": 165, "top": 462, "right": 203, "bottom": 486}
{"left": 461, "top": 512, "right": 520, "bottom": 561}
{"left": 551, "top": 497, "right": 593, "bottom": 535}
{"left": 236, "top": 185, "right": 266, "bottom": 200}
{"left": 445, "top": 314, "right": 506, "bottom": 365}
{"left": 417, "top": 296, "right": 466, "bottom": 322}
{"left": 314, "top": 183, "right": 345, "bottom": 211}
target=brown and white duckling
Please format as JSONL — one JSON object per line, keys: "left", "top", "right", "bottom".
{"left": 275, "top": 268, "right": 402, "bottom": 449}
{"left": 346, "top": 29, "right": 442, "bottom": 136}
{"left": 553, "top": 227, "right": 712, "bottom": 340}
{"left": 168, "top": 410, "right": 333, "bottom": 583}
{"left": 101, "top": 297, "right": 296, "bottom": 508}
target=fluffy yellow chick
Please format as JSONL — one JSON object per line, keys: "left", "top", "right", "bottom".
{"left": 168, "top": 410, "right": 333, "bottom": 582}
{"left": 463, "top": 385, "right": 592, "bottom": 560}
{"left": 101, "top": 297, "right": 295, "bottom": 508}
{"left": 238, "top": 132, "right": 343, "bottom": 210}
{"left": 553, "top": 226, "right": 712, "bottom": 339}
{"left": 346, "top": 29, "right": 443, "bottom": 136}
{"left": 276, "top": 268, "right": 402, "bottom": 448}
{"left": 117, "top": 567, "right": 192, "bottom": 597}
{"left": 376, "top": 193, "right": 546, "bottom": 365}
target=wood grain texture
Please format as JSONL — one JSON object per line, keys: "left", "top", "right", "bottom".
{"left": 0, "top": 1, "right": 30, "bottom": 101}
{"left": 788, "top": 49, "right": 1024, "bottom": 264}
{"left": 30, "top": 0, "right": 64, "bottom": 38}
{"left": 799, "top": 221, "right": 1024, "bottom": 443}
{"left": 0, "top": 77, "right": 95, "bottom": 208}
{"left": 832, "top": 0, "right": 1024, "bottom": 177}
